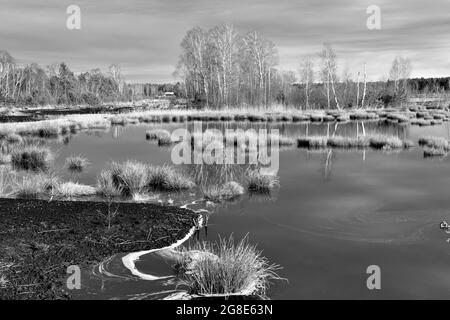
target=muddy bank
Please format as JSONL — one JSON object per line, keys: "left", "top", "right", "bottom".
{"left": 0, "top": 198, "right": 199, "bottom": 300}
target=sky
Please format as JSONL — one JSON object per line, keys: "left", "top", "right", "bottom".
{"left": 1, "top": 0, "right": 449, "bottom": 83}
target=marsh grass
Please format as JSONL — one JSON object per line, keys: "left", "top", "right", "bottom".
{"left": 66, "top": 155, "right": 90, "bottom": 171}
{"left": 147, "top": 165, "right": 195, "bottom": 191}
{"left": 0, "top": 168, "right": 12, "bottom": 196}
{"left": 145, "top": 129, "right": 170, "bottom": 140}
{"left": 202, "top": 181, "right": 244, "bottom": 202}
{"left": 368, "top": 135, "right": 403, "bottom": 149}
{"left": 297, "top": 135, "right": 407, "bottom": 150}
{"left": 418, "top": 136, "right": 450, "bottom": 150}
{"left": 176, "top": 236, "right": 282, "bottom": 298}
{"left": 97, "top": 169, "right": 123, "bottom": 198}
{"left": 12, "top": 173, "right": 57, "bottom": 199}
{"left": 110, "top": 160, "right": 149, "bottom": 197}
{"left": 423, "top": 147, "right": 448, "bottom": 158}
{"left": 10, "top": 145, "right": 52, "bottom": 171}
{"left": 104, "top": 161, "right": 195, "bottom": 197}
{"left": 158, "top": 135, "right": 174, "bottom": 146}
{"left": 247, "top": 170, "right": 279, "bottom": 193}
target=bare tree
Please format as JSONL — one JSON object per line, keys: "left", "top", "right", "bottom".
{"left": 299, "top": 55, "right": 314, "bottom": 109}
{"left": 389, "top": 56, "right": 412, "bottom": 90}
{"left": 319, "top": 43, "right": 340, "bottom": 110}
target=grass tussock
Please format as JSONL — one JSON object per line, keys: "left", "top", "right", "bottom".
{"left": 418, "top": 136, "right": 450, "bottom": 150}
{"left": 423, "top": 147, "right": 448, "bottom": 158}
{"left": 10, "top": 145, "right": 52, "bottom": 171}
{"left": 247, "top": 170, "right": 279, "bottom": 193}
{"left": 110, "top": 160, "right": 149, "bottom": 197}
{"left": 297, "top": 135, "right": 407, "bottom": 150}
{"left": 176, "top": 236, "right": 281, "bottom": 297}
{"left": 145, "top": 129, "right": 170, "bottom": 140}
{"left": 368, "top": 135, "right": 403, "bottom": 149}
{"left": 12, "top": 173, "right": 57, "bottom": 199}
{"left": 66, "top": 155, "right": 90, "bottom": 171}
{"left": 202, "top": 181, "right": 244, "bottom": 202}
{"left": 147, "top": 165, "right": 195, "bottom": 191}
{"left": 101, "top": 161, "right": 195, "bottom": 198}
{"left": 96, "top": 169, "right": 123, "bottom": 198}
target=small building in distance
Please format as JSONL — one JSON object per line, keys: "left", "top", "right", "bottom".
{"left": 164, "top": 92, "right": 176, "bottom": 98}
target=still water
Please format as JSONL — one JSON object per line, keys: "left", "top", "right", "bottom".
{"left": 48, "top": 120, "right": 450, "bottom": 299}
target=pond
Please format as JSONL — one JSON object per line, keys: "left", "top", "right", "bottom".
{"left": 32, "top": 120, "right": 450, "bottom": 299}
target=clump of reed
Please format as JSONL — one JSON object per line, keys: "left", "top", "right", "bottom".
{"left": 147, "top": 165, "right": 195, "bottom": 191}
{"left": 327, "top": 136, "right": 369, "bottom": 149}
{"left": 10, "top": 145, "right": 52, "bottom": 171}
{"left": 12, "top": 173, "right": 57, "bottom": 199}
{"left": 202, "top": 181, "right": 244, "bottom": 202}
{"left": 66, "top": 155, "right": 90, "bottom": 172}
{"left": 110, "top": 160, "right": 149, "bottom": 197}
{"left": 0, "top": 168, "right": 12, "bottom": 196}
{"left": 158, "top": 135, "right": 174, "bottom": 146}
{"left": 96, "top": 169, "right": 123, "bottom": 198}
{"left": 176, "top": 236, "right": 281, "bottom": 298}
{"left": 418, "top": 136, "right": 450, "bottom": 150}
{"left": 386, "top": 113, "right": 411, "bottom": 123}
{"left": 297, "top": 136, "right": 328, "bottom": 148}
{"left": 297, "top": 135, "right": 407, "bottom": 150}
{"left": 349, "top": 112, "right": 378, "bottom": 120}
{"left": 99, "top": 161, "right": 195, "bottom": 199}
{"left": 146, "top": 129, "right": 170, "bottom": 140}
{"left": 423, "top": 147, "right": 448, "bottom": 158}
{"left": 110, "top": 117, "right": 128, "bottom": 125}
{"left": 246, "top": 170, "right": 279, "bottom": 193}
{"left": 368, "top": 135, "right": 403, "bottom": 149}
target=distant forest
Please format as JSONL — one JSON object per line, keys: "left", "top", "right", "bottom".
{"left": 1, "top": 32, "right": 449, "bottom": 109}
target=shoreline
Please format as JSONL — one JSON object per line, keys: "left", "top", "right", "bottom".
{"left": 0, "top": 198, "right": 199, "bottom": 300}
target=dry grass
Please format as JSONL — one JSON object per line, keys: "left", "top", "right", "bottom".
{"left": 246, "top": 170, "right": 279, "bottom": 193}
{"left": 66, "top": 155, "right": 90, "bottom": 171}
{"left": 202, "top": 181, "right": 244, "bottom": 202}
{"left": 176, "top": 236, "right": 282, "bottom": 298}
{"left": 55, "top": 181, "right": 97, "bottom": 198}
{"left": 10, "top": 145, "right": 52, "bottom": 171}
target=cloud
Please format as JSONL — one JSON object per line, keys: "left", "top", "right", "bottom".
{"left": 0, "top": 0, "right": 448, "bottom": 82}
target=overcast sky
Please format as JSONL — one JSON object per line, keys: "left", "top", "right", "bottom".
{"left": 1, "top": 0, "right": 449, "bottom": 83}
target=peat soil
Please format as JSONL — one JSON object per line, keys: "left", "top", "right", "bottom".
{"left": 0, "top": 198, "right": 198, "bottom": 300}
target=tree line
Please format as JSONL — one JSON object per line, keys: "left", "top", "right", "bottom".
{"left": 175, "top": 23, "right": 449, "bottom": 109}
{"left": 1, "top": 23, "right": 449, "bottom": 109}
{"left": 0, "top": 50, "right": 130, "bottom": 106}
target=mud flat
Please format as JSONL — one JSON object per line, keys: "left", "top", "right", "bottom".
{"left": 0, "top": 198, "right": 198, "bottom": 300}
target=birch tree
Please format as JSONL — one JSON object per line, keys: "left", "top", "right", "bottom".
{"left": 299, "top": 55, "right": 314, "bottom": 109}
